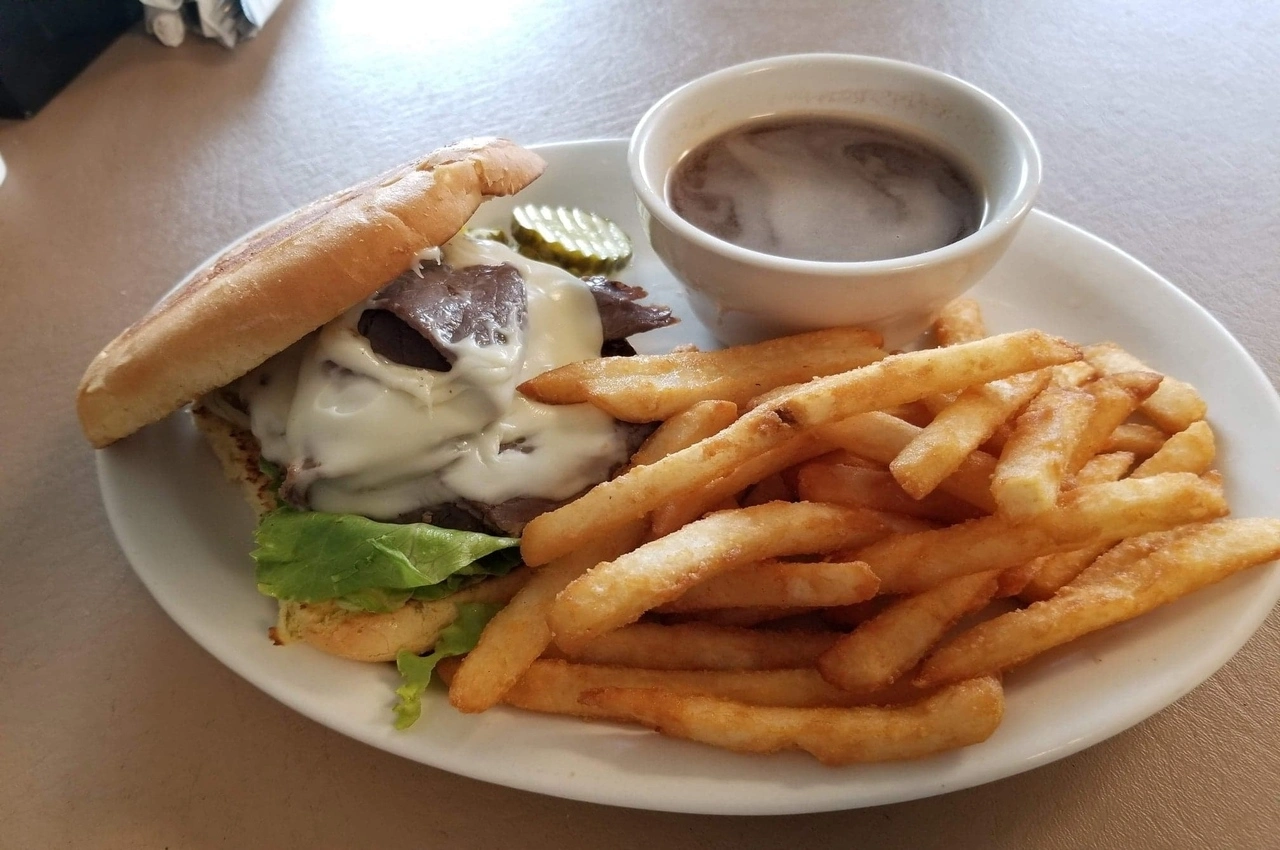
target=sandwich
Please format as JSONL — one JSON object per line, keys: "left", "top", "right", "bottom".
{"left": 77, "top": 138, "right": 674, "bottom": 663}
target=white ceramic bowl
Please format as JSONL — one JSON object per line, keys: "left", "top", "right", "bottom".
{"left": 629, "top": 54, "right": 1042, "bottom": 347}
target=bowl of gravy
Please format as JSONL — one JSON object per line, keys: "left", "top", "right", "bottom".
{"left": 629, "top": 54, "right": 1041, "bottom": 347}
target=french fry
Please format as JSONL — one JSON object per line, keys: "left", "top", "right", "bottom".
{"left": 917, "top": 519, "right": 1280, "bottom": 687}
{"left": 810, "top": 449, "right": 884, "bottom": 470}
{"left": 771, "top": 331, "right": 1080, "bottom": 428}
{"left": 1016, "top": 543, "right": 1115, "bottom": 603}
{"left": 1130, "top": 421, "right": 1215, "bottom": 478}
{"left": 548, "top": 622, "right": 840, "bottom": 670}
{"left": 933, "top": 298, "right": 988, "bottom": 346}
{"left": 819, "top": 412, "right": 999, "bottom": 513}
{"left": 1083, "top": 342, "right": 1207, "bottom": 433}
{"left": 1062, "top": 451, "right": 1135, "bottom": 491}
{"left": 1051, "top": 360, "right": 1098, "bottom": 388}
{"left": 795, "top": 463, "right": 982, "bottom": 523}
{"left": 1069, "top": 524, "right": 1208, "bottom": 586}
{"left": 656, "top": 560, "right": 879, "bottom": 613}
{"left": 1067, "top": 372, "right": 1164, "bottom": 473}
{"left": 995, "top": 560, "right": 1041, "bottom": 598}
{"left": 449, "top": 400, "right": 735, "bottom": 713}
{"left": 519, "top": 328, "right": 886, "bottom": 421}
{"left": 859, "top": 473, "right": 1229, "bottom": 594}
{"left": 1013, "top": 444, "right": 1135, "bottom": 600}
{"left": 550, "top": 502, "right": 891, "bottom": 650}
{"left": 680, "top": 607, "right": 821, "bottom": 628}
{"left": 1102, "top": 422, "right": 1166, "bottom": 458}
{"left": 818, "top": 570, "right": 999, "bottom": 693}
{"left": 468, "top": 660, "right": 938, "bottom": 718}
{"left": 629, "top": 400, "right": 739, "bottom": 466}
{"left": 521, "top": 406, "right": 797, "bottom": 566}
{"left": 578, "top": 677, "right": 1004, "bottom": 765}
{"left": 924, "top": 300, "right": 989, "bottom": 413}
{"left": 449, "top": 527, "right": 644, "bottom": 713}
{"left": 649, "top": 430, "right": 834, "bottom": 537}
{"left": 892, "top": 369, "right": 1052, "bottom": 500}
{"left": 887, "top": 400, "right": 937, "bottom": 428}
{"left": 742, "top": 473, "right": 792, "bottom": 506}
{"left": 991, "top": 385, "right": 1095, "bottom": 520}
{"left": 820, "top": 596, "right": 898, "bottom": 628}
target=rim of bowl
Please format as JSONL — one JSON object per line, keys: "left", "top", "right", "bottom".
{"left": 628, "top": 53, "right": 1043, "bottom": 275}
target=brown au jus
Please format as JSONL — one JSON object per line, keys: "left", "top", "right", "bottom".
{"left": 669, "top": 116, "right": 984, "bottom": 263}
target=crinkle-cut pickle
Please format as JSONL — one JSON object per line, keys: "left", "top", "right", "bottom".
{"left": 511, "top": 204, "right": 633, "bottom": 276}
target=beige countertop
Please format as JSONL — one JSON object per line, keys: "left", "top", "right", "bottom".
{"left": 3, "top": 1, "right": 1278, "bottom": 846}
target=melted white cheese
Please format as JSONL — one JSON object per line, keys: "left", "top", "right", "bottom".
{"left": 237, "top": 236, "right": 626, "bottom": 519}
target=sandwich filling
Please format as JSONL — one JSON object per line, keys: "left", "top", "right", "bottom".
{"left": 207, "top": 234, "right": 672, "bottom": 535}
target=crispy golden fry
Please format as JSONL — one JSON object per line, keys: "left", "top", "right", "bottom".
{"left": 820, "top": 412, "right": 999, "bottom": 513}
{"left": 1067, "top": 372, "right": 1164, "bottom": 473}
{"left": 772, "top": 330, "right": 1080, "bottom": 429}
{"left": 742, "top": 473, "right": 792, "bottom": 507}
{"left": 680, "top": 606, "right": 821, "bottom": 628}
{"left": 1051, "top": 360, "right": 1098, "bottom": 388}
{"left": 1102, "top": 422, "right": 1167, "bottom": 458}
{"left": 887, "top": 400, "right": 937, "bottom": 428}
{"left": 923, "top": 299, "right": 987, "bottom": 415}
{"left": 521, "top": 407, "right": 797, "bottom": 566}
{"left": 859, "top": 473, "right": 1228, "bottom": 594}
{"left": 811, "top": 449, "right": 884, "bottom": 470}
{"left": 1083, "top": 342, "right": 1208, "bottom": 433}
{"left": 917, "top": 519, "right": 1280, "bottom": 687}
{"left": 979, "top": 422, "right": 1013, "bottom": 455}
{"left": 1014, "top": 450, "right": 1133, "bottom": 602}
{"left": 1131, "top": 421, "right": 1215, "bottom": 478}
{"left": 1063, "top": 451, "right": 1135, "bottom": 491}
{"left": 656, "top": 560, "right": 879, "bottom": 613}
{"left": 548, "top": 622, "right": 840, "bottom": 670}
{"left": 1016, "top": 542, "right": 1115, "bottom": 603}
{"left": 818, "top": 570, "right": 999, "bottom": 693}
{"left": 991, "top": 385, "right": 1095, "bottom": 520}
{"left": 1069, "top": 524, "right": 1207, "bottom": 586}
{"left": 649, "top": 430, "right": 833, "bottom": 537}
{"left": 519, "top": 328, "right": 886, "bottom": 421}
{"left": 578, "top": 677, "right": 1004, "bottom": 765}
{"left": 629, "top": 400, "right": 739, "bottom": 466}
{"left": 449, "top": 400, "right": 732, "bottom": 712}
{"left": 892, "top": 369, "right": 1052, "bottom": 500}
{"left": 820, "top": 596, "right": 897, "bottom": 628}
{"left": 795, "top": 462, "right": 982, "bottom": 523}
{"left": 995, "top": 561, "right": 1041, "bottom": 598}
{"left": 474, "top": 660, "right": 938, "bottom": 720}
{"left": 550, "top": 502, "right": 890, "bottom": 650}
{"left": 449, "top": 525, "right": 645, "bottom": 713}
{"left": 933, "top": 298, "right": 988, "bottom": 346}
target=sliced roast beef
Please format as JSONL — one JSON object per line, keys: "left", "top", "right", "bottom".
{"left": 585, "top": 277, "right": 677, "bottom": 344}
{"left": 359, "top": 263, "right": 527, "bottom": 370}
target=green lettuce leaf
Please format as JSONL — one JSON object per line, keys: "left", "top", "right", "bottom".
{"left": 252, "top": 510, "right": 519, "bottom": 611}
{"left": 393, "top": 602, "right": 500, "bottom": 729}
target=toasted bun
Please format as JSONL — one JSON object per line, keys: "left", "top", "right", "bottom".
{"left": 78, "top": 138, "right": 547, "bottom": 448}
{"left": 193, "top": 406, "right": 529, "bottom": 662}
{"left": 273, "top": 571, "right": 529, "bottom": 663}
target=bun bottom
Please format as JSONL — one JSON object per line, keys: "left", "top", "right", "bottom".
{"left": 191, "top": 405, "right": 526, "bottom": 663}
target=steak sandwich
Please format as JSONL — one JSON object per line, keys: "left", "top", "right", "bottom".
{"left": 78, "top": 138, "right": 673, "bottom": 663}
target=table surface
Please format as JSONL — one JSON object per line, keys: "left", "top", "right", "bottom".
{"left": 4, "top": 1, "right": 1279, "bottom": 846}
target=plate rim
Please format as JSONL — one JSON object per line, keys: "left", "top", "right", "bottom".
{"left": 96, "top": 138, "right": 1280, "bottom": 815}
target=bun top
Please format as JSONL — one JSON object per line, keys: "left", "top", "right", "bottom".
{"left": 77, "top": 138, "right": 547, "bottom": 448}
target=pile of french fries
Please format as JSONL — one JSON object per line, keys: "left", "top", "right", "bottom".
{"left": 439, "top": 300, "right": 1280, "bottom": 766}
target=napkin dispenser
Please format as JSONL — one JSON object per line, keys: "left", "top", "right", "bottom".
{"left": 0, "top": 0, "right": 141, "bottom": 119}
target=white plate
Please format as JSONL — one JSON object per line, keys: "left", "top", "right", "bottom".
{"left": 98, "top": 139, "right": 1280, "bottom": 815}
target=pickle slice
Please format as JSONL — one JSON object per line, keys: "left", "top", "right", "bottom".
{"left": 510, "top": 205, "right": 632, "bottom": 275}
{"left": 465, "top": 227, "right": 509, "bottom": 244}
